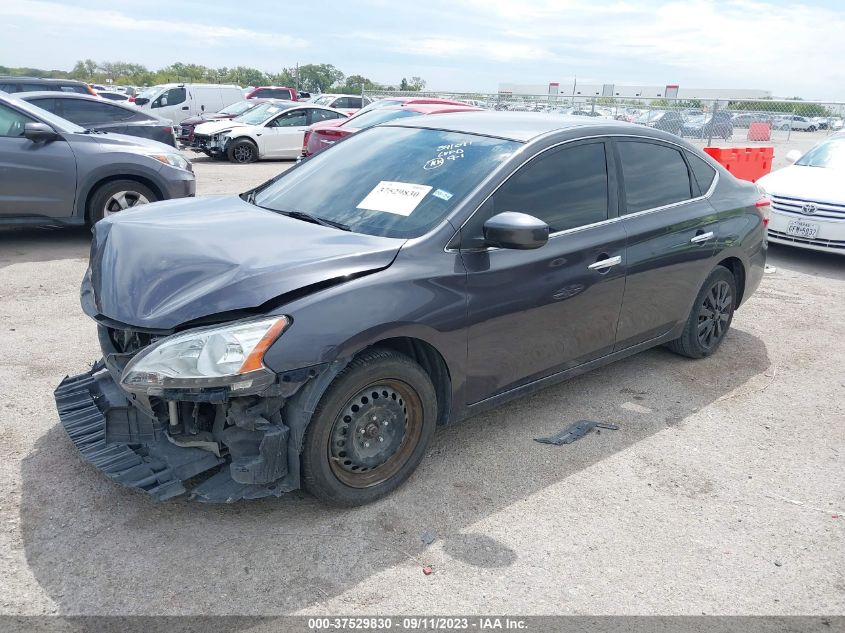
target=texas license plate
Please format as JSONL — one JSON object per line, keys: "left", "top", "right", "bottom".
{"left": 787, "top": 219, "right": 819, "bottom": 239}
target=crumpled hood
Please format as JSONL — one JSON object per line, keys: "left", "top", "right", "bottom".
{"left": 757, "top": 164, "right": 844, "bottom": 203}
{"left": 194, "top": 120, "right": 247, "bottom": 136}
{"left": 83, "top": 196, "right": 405, "bottom": 329}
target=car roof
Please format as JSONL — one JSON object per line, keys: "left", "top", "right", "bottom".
{"left": 18, "top": 91, "right": 104, "bottom": 100}
{"left": 387, "top": 111, "right": 635, "bottom": 141}
{"left": 384, "top": 103, "right": 482, "bottom": 115}
{"left": 0, "top": 76, "right": 85, "bottom": 84}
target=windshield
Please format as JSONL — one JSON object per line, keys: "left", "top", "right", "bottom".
{"left": 218, "top": 100, "right": 257, "bottom": 116}
{"left": 354, "top": 99, "right": 405, "bottom": 116}
{"left": 253, "top": 126, "right": 519, "bottom": 238}
{"left": 342, "top": 108, "right": 421, "bottom": 129}
{"left": 135, "top": 86, "right": 163, "bottom": 100}
{"left": 795, "top": 139, "right": 845, "bottom": 169}
{"left": 312, "top": 95, "right": 335, "bottom": 106}
{"left": 234, "top": 101, "right": 296, "bottom": 125}
{"left": 637, "top": 110, "right": 664, "bottom": 122}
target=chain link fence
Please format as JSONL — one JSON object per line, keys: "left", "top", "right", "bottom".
{"left": 363, "top": 89, "right": 845, "bottom": 148}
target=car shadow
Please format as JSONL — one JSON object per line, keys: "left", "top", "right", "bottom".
{"left": 19, "top": 327, "right": 769, "bottom": 614}
{"left": 766, "top": 243, "right": 845, "bottom": 282}
{"left": 0, "top": 226, "right": 90, "bottom": 269}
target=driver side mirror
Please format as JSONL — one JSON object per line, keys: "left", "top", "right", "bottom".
{"left": 483, "top": 212, "right": 549, "bottom": 250}
{"left": 24, "top": 122, "right": 59, "bottom": 144}
{"left": 785, "top": 149, "right": 802, "bottom": 164}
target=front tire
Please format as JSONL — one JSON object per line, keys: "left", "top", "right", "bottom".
{"left": 227, "top": 138, "right": 258, "bottom": 163}
{"left": 87, "top": 179, "right": 157, "bottom": 225}
{"left": 301, "top": 349, "right": 437, "bottom": 506}
{"left": 667, "top": 266, "right": 737, "bottom": 359}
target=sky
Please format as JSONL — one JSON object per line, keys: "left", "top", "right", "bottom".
{"left": 1, "top": 0, "right": 843, "bottom": 100}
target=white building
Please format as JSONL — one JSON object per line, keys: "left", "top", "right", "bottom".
{"left": 498, "top": 82, "right": 772, "bottom": 101}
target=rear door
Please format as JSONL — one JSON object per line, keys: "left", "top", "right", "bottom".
{"left": 0, "top": 102, "right": 77, "bottom": 219}
{"left": 462, "top": 139, "right": 627, "bottom": 403}
{"left": 613, "top": 139, "right": 719, "bottom": 351}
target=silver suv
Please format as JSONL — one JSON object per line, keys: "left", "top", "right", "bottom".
{"left": 0, "top": 92, "right": 195, "bottom": 226}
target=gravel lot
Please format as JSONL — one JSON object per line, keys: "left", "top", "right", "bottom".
{"left": 0, "top": 148, "right": 843, "bottom": 616}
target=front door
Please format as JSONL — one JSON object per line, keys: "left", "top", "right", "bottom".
{"left": 461, "top": 139, "right": 627, "bottom": 404}
{"left": 613, "top": 139, "right": 719, "bottom": 350}
{"left": 261, "top": 108, "right": 309, "bottom": 158}
{"left": 0, "top": 102, "right": 77, "bottom": 219}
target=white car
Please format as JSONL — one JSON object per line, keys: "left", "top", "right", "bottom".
{"left": 757, "top": 138, "right": 845, "bottom": 255}
{"left": 309, "top": 94, "right": 371, "bottom": 115}
{"left": 192, "top": 101, "right": 347, "bottom": 163}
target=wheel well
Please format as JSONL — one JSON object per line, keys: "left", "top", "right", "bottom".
{"left": 717, "top": 257, "right": 746, "bottom": 306}
{"left": 368, "top": 337, "right": 452, "bottom": 426}
{"left": 84, "top": 175, "right": 163, "bottom": 221}
{"left": 230, "top": 136, "right": 257, "bottom": 146}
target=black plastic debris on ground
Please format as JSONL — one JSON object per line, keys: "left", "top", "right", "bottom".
{"left": 534, "top": 420, "right": 619, "bottom": 446}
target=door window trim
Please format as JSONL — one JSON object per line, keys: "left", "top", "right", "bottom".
{"left": 447, "top": 133, "right": 719, "bottom": 253}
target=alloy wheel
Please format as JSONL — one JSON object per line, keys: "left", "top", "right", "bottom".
{"left": 232, "top": 144, "right": 254, "bottom": 163}
{"left": 103, "top": 191, "right": 150, "bottom": 217}
{"left": 697, "top": 280, "right": 732, "bottom": 350}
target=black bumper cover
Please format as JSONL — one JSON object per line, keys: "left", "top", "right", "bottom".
{"left": 54, "top": 362, "right": 295, "bottom": 503}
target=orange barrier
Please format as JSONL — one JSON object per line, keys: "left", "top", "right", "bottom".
{"left": 747, "top": 122, "right": 772, "bottom": 141}
{"left": 703, "top": 146, "right": 774, "bottom": 182}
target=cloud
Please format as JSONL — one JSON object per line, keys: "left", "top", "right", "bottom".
{"left": 0, "top": 0, "right": 306, "bottom": 48}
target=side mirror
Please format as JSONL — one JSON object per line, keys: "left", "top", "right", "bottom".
{"left": 24, "top": 122, "right": 59, "bottom": 143}
{"left": 785, "top": 149, "right": 802, "bottom": 164}
{"left": 483, "top": 212, "right": 549, "bottom": 250}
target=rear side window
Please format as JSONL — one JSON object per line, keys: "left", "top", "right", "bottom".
{"left": 22, "top": 83, "right": 58, "bottom": 92}
{"left": 58, "top": 99, "right": 135, "bottom": 125}
{"left": 686, "top": 152, "right": 717, "bottom": 194}
{"left": 60, "top": 84, "right": 89, "bottom": 94}
{"left": 0, "top": 82, "right": 19, "bottom": 92}
{"left": 618, "top": 141, "right": 692, "bottom": 213}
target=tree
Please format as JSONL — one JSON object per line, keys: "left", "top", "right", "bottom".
{"left": 399, "top": 76, "right": 426, "bottom": 91}
{"left": 297, "top": 63, "right": 344, "bottom": 92}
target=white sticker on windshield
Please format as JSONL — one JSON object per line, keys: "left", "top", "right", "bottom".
{"left": 357, "top": 181, "right": 433, "bottom": 216}
{"left": 432, "top": 189, "right": 453, "bottom": 201}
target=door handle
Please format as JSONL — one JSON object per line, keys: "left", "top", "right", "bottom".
{"left": 181, "top": 106, "right": 189, "bottom": 110}
{"left": 690, "top": 231, "right": 714, "bottom": 244}
{"left": 588, "top": 255, "right": 622, "bottom": 271}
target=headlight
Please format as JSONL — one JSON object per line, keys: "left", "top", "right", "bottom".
{"left": 147, "top": 152, "right": 191, "bottom": 171}
{"left": 121, "top": 316, "right": 289, "bottom": 392}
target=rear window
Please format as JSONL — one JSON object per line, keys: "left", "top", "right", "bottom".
{"left": 342, "top": 108, "right": 421, "bottom": 129}
{"left": 618, "top": 141, "right": 692, "bottom": 213}
{"left": 259, "top": 88, "right": 292, "bottom": 100}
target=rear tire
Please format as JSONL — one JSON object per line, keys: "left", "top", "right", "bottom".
{"left": 87, "top": 179, "right": 157, "bottom": 225}
{"left": 227, "top": 138, "right": 258, "bottom": 163}
{"left": 301, "top": 349, "right": 437, "bottom": 506}
{"left": 667, "top": 266, "right": 736, "bottom": 359}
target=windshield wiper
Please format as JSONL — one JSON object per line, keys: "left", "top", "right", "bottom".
{"left": 275, "top": 209, "right": 351, "bottom": 231}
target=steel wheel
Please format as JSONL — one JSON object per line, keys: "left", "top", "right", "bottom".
{"left": 697, "top": 280, "right": 732, "bottom": 350}
{"left": 328, "top": 379, "right": 423, "bottom": 488}
{"left": 103, "top": 190, "right": 150, "bottom": 217}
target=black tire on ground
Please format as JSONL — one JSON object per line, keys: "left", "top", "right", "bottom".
{"left": 808, "top": 126, "right": 817, "bottom": 132}
{"left": 87, "top": 179, "right": 157, "bottom": 225}
{"left": 227, "top": 138, "right": 258, "bottom": 163}
{"left": 667, "top": 265, "right": 737, "bottom": 359}
{"left": 301, "top": 348, "right": 437, "bottom": 506}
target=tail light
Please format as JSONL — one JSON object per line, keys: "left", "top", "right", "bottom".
{"left": 302, "top": 130, "right": 311, "bottom": 155}
{"left": 128, "top": 96, "right": 136, "bottom": 103}
{"left": 163, "top": 127, "right": 173, "bottom": 134}
{"left": 86, "top": 85, "right": 98, "bottom": 96}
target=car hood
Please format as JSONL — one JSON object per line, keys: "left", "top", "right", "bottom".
{"left": 758, "top": 165, "right": 844, "bottom": 203}
{"left": 194, "top": 120, "right": 247, "bottom": 135}
{"left": 82, "top": 195, "right": 405, "bottom": 330}
{"left": 183, "top": 114, "right": 231, "bottom": 126}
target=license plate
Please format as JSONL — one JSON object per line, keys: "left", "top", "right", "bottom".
{"left": 786, "top": 219, "right": 819, "bottom": 239}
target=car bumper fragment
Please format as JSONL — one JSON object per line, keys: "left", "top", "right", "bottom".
{"left": 54, "top": 362, "right": 296, "bottom": 503}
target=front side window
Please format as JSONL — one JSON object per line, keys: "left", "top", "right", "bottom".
{"left": 253, "top": 127, "right": 519, "bottom": 239}
{"left": 59, "top": 99, "right": 134, "bottom": 125}
{"left": 0, "top": 103, "right": 35, "bottom": 137}
{"left": 618, "top": 141, "right": 692, "bottom": 213}
{"left": 152, "top": 87, "right": 186, "bottom": 108}
{"left": 268, "top": 109, "right": 307, "bottom": 128}
{"left": 462, "top": 142, "right": 610, "bottom": 248}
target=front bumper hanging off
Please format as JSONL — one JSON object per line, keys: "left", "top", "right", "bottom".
{"left": 54, "top": 362, "right": 297, "bottom": 503}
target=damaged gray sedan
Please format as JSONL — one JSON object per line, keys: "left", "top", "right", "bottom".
{"left": 55, "top": 112, "right": 766, "bottom": 505}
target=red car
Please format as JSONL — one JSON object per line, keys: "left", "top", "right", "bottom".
{"left": 302, "top": 101, "right": 481, "bottom": 157}
{"left": 177, "top": 99, "right": 277, "bottom": 144}
{"left": 245, "top": 86, "right": 299, "bottom": 100}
